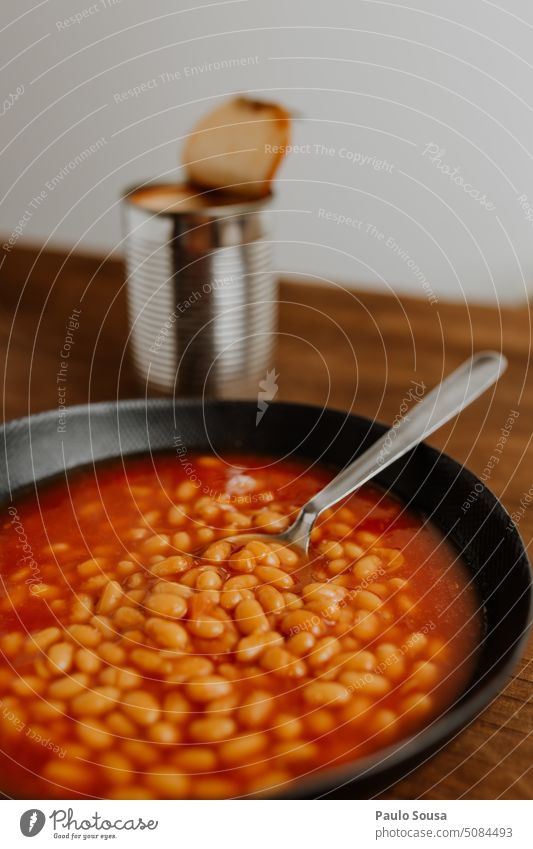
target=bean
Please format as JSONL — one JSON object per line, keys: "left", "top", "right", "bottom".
{"left": 175, "top": 747, "right": 217, "bottom": 772}
{"left": 238, "top": 690, "right": 274, "bottom": 728}
{"left": 235, "top": 631, "right": 283, "bottom": 663}
{"left": 100, "top": 752, "right": 133, "bottom": 784}
{"left": 75, "top": 648, "right": 101, "bottom": 675}
{"left": 147, "top": 721, "right": 180, "bottom": 745}
{"left": 1, "top": 631, "right": 24, "bottom": 657}
{"left": 77, "top": 559, "right": 103, "bottom": 578}
{"left": 352, "top": 610, "right": 380, "bottom": 642}
{"left": 339, "top": 671, "right": 391, "bottom": 697}
{"left": 197, "top": 528, "right": 215, "bottom": 544}
{"left": 406, "top": 660, "right": 439, "bottom": 690}
{"left": 146, "top": 766, "right": 190, "bottom": 797}
{"left": 30, "top": 698, "right": 66, "bottom": 721}
{"left": 219, "top": 732, "right": 267, "bottom": 765}
{"left": 197, "top": 570, "right": 223, "bottom": 590}
{"left": 235, "top": 599, "right": 269, "bottom": 634}
{"left": 246, "top": 541, "right": 280, "bottom": 567}
{"left": 270, "top": 544, "right": 299, "bottom": 567}
{"left": 122, "top": 739, "right": 159, "bottom": 766}
{"left": 352, "top": 555, "right": 383, "bottom": 583}
{"left": 141, "top": 535, "right": 171, "bottom": 556}
{"left": 176, "top": 481, "right": 199, "bottom": 501}
{"left": 163, "top": 691, "right": 190, "bottom": 720}
{"left": 67, "top": 624, "right": 102, "bottom": 647}
{"left": 189, "top": 716, "right": 236, "bottom": 742}
{"left": 97, "top": 580, "right": 123, "bottom": 615}
{"left": 369, "top": 708, "right": 398, "bottom": 736}
{"left": 48, "top": 673, "right": 88, "bottom": 699}
{"left": 145, "top": 593, "right": 187, "bottom": 618}
{"left": 229, "top": 549, "right": 256, "bottom": 573}
{"left": 303, "top": 681, "right": 349, "bottom": 706}
{"left": 150, "top": 556, "right": 191, "bottom": 577}
{"left": 286, "top": 631, "right": 316, "bottom": 656}
{"left": 186, "top": 675, "right": 233, "bottom": 703}
{"left": 305, "top": 709, "right": 336, "bottom": 735}
{"left": 353, "top": 590, "right": 382, "bottom": 612}
{"left": 71, "top": 687, "right": 119, "bottom": 716}
{"left": 257, "top": 585, "right": 285, "bottom": 615}
{"left": 77, "top": 717, "right": 113, "bottom": 749}
{"left": 401, "top": 692, "right": 433, "bottom": 717}
{"left": 167, "top": 505, "right": 187, "bottom": 528}
{"left": 98, "top": 642, "right": 126, "bottom": 665}
{"left": 30, "top": 626, "right": 61, "bottom": 652}
{"left": 273, "top": 713, "right": 303, "bottom": 740}
{"left": 146, "top": 617, "right": 189, "bottom": 649}
{"left": 47, "top": 642, "right": 74, "bottom": 674}
{"left": 254, "top": 510, "right": 289, "bottom": 533}
{"left": 123, "top": 690, "right": 161, "bottom": 725}
{"left": 281, "top": 609, "right": 324, "bottom": 637}
{"left": 204, "top": 541, "right": 232, "bottom": 563}
{"left": 309, "top": 637, "right": 341, "bottom": 669}
{"left": 375, "top": 643, "right": 406, "bottom": 681}
{"left": 114, "top": 606, "right": 145, "bottom": 630}
{"left": 43, "top": 759, "right": 91, "bottom": 790}
{"left": 255, "top": 565, "right": 294, "bottom": 589}
{"left": 220, "top": 589, "right": 243, "bottom": 610}
{"left": 106, "top": 711, "right": 137, "bottom": 737}
{"left": 318, "top": 540, "right": 345, "bottom": 560}
{"left": 224, "top": 575, "right": 258, "bottom": 590}
{"left": 12, "top": 675, "right": 46, "bottom": 697}
{"left": 405, "top": 632, "right": 428, "bottom": 656}
{"left": 170, "top": 659, "right": 212, "bottom": 684}
{"left": 130, "top": 648, "right": 164, "bottom": 674}
{"left": 260, "top": 647, "right": 306, "bottom": 678}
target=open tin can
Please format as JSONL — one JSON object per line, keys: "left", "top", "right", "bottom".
{"left": 122, "top": 182, "right": 277, "bottom": 397}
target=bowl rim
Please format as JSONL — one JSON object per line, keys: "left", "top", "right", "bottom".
{"left": 1, "top": 397, "right": 531, "bottom": 799}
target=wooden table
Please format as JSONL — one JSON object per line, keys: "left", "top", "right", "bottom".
{"left": 1, "top": 245, "right": 532, "bottom": 799}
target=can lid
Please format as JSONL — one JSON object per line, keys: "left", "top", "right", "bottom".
{"left": 122, "top": 181, "right": 272, "bottom": 217}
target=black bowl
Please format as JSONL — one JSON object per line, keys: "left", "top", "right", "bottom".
{"left": 1, "top": 399, "right": 531, "bottom": 799}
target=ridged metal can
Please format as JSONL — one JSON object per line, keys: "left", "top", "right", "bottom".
{"left": 122, "top": 182, "right": 277, "bottom": 397}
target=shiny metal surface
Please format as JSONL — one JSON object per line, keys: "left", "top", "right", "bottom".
{"left": 122, "top": 183, "right": 277, "bottom": 396}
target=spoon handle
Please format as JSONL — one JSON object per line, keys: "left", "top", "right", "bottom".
{"left": 285, "top": 351, "right": 507, "bottom": 547}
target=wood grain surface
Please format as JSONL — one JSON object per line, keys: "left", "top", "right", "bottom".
{"left": 1, "top": 245, "right": 532, "bottom": 800}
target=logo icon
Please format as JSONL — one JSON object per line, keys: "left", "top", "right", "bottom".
{"left": 20, "top": 810, "right": 46, "bottom": 837}
{"left": 256, "top": 368, "right": 279, "bottom": 425}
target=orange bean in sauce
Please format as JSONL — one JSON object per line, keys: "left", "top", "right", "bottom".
{"left": 0, "top": 454, "right": 481, "bottom": 798}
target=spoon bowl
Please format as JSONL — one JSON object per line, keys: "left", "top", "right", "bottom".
{"left": 214, "top": 352, "right": 506, "bottom": 565}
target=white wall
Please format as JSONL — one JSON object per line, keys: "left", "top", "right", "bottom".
{"left": 2, "top": 0, "right": 533, "bottom": 303}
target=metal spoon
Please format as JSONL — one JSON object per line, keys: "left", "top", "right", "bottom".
{"left": 224, "top": 351, "right": 507, "bottom": 558}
